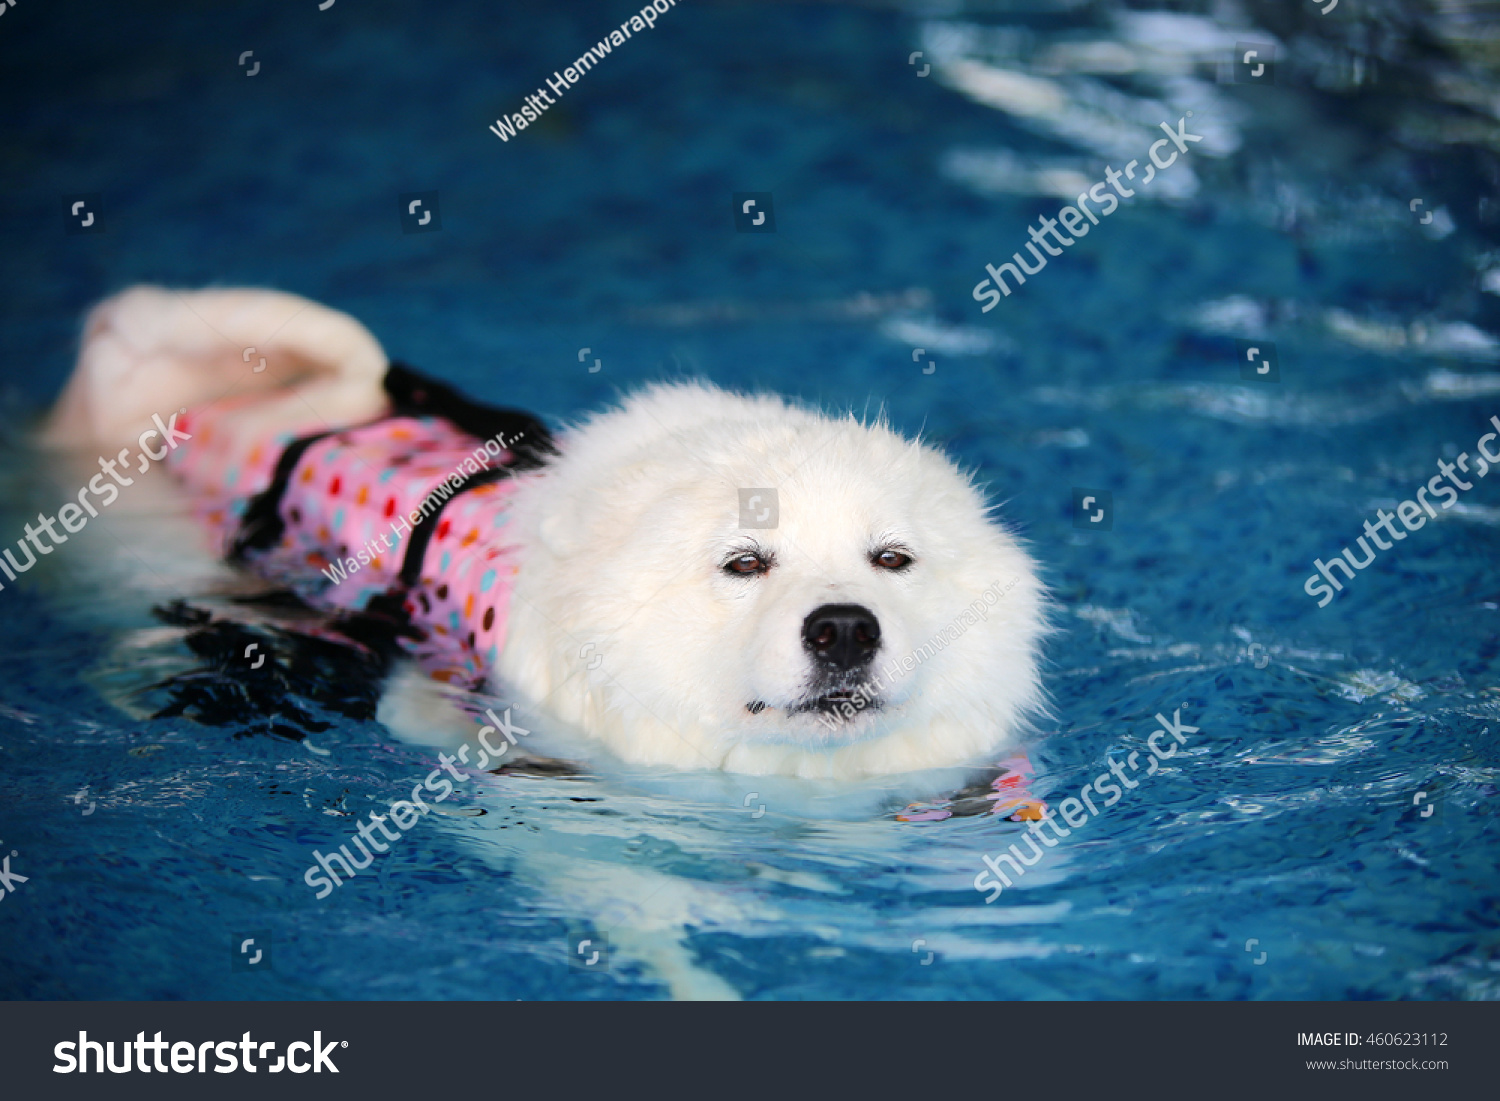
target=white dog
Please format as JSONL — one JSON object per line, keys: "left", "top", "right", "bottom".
{"left": 44, "top": 286, "right": 1049, "bottom": 780}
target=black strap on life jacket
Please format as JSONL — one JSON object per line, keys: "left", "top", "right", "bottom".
{"left": 394, "top": 465, "right": 513, "bottom": 588}
{"left": 228, "top": 430, "right": 338, "bottom": 561}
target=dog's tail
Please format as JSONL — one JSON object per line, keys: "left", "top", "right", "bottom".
{"left": 42, "top": 285, "right": 389, "bottom": 451}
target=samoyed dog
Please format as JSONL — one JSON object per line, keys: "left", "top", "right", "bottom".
{"left": 43, "top": 286, "right": 1049, "bottom": 779}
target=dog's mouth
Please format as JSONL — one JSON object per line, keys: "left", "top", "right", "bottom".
{"left": 748, "top": 689, "right": 885, "bottom": 717}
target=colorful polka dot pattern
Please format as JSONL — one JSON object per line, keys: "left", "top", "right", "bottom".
{"left": 166, "top": 401, "right": 525, "bottom": 688}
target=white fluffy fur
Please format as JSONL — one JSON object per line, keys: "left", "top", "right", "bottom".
{"left": 51, "top": 287, "right": 1049, "bottom": 780}
{"left": 44, "top": 285, "right": 389, "bottom": 452}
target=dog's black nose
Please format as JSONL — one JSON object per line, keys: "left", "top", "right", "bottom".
{"left": 802, "top": 604, "right": 881, "bottom": 671}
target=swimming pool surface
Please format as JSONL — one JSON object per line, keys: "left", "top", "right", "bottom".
{"left": 0, "top": 0, "right": 1497, "bottom": 999}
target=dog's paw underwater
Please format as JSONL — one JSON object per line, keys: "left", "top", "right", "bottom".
{"left": 46, "top": 285, "right": 1051, "bottom": 780}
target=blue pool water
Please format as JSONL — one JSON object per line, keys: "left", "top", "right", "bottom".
{"left": 1, "top": 0, "right": 1497, "bottom": 999}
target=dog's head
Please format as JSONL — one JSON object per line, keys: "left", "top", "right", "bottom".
{"left": 500, "top": 383, "right": 1048, "bottom": 778}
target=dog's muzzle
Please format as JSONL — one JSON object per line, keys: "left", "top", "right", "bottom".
{"left": 744, "top": 603, "right": 885, "bottom": 720}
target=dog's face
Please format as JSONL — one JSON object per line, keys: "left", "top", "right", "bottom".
{"left": 500, "top": 383, "right": 1047, "bottom": 778}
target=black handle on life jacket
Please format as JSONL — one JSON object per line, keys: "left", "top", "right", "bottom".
{"left": 383, "top": 361, "right": 557, "bottom": 471}
{"left": 229, "top": 361, "right": 556, "bottom": 563}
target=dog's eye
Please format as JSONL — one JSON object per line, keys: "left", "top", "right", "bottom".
{"left": 724, "top": 553, "right": 769, "bottom": 576}
{"left": 872, "top": 548, "right": 912, "bottom": 571}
